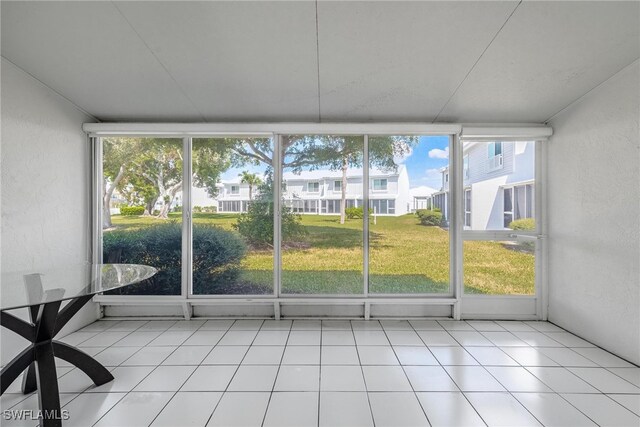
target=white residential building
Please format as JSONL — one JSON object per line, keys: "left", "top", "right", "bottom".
{"left": 431, "top": 141, "right": 535, "bottom": 230}
{"left": 212, "top": 165, "right": 412, "bottom": 216}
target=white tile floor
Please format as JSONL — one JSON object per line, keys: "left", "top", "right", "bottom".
{"left": 2, "top": 319, "right": 639, "bottom": 427}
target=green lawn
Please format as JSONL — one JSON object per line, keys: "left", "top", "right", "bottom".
{"left": 109, "top": 212, "right": 534, "bottom": 295}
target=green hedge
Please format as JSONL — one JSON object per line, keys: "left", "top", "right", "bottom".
{"left": 120, "top": 206, "right": 145, "bottom": 216}
{"left": 345, "top": 207, "right": 363, "bottom": 219}
{"left": 418, "top": 210, "right": 443, "bottom": 226}
{"left": 103, "top": 223, "right": 246, "bottom": 295}
{"left": 509, "top": 218, "right": 535, "bottom": 231}
{"left": 415, "top": 208, "right": 440, "bottom": 218}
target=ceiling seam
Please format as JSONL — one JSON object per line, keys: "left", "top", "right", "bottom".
{"left": 1, "top": 55, "right": 101, "bottom": 122}
{"left": 110, "top": 1, "right": 207, "bottom": 122}
{"left": 543, "top": 57, "right": 640, "bottom": 124}
{"left": 315, "top": 0, "right": 322, "bottom": 123}
{"left": 432, "top": 0, "right": 523, "bottom": 123}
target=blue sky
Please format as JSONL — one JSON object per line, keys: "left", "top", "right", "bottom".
{"left": 402, "top": 135, "right": 449, "bottom": 190}
{"left": 219, "top": 135, "right": 450, "bottom": 188}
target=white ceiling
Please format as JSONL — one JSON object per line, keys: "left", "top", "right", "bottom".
{"left": 1, "top": 1, "right": 638, "bottom": 123}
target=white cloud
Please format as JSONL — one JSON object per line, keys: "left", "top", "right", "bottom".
{"left": 428, "top": 146, "right": 449, "bottom": 159}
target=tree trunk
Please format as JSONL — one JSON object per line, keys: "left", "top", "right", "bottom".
{"left": 340, "top": 157, "right": 348, "bottom": 224}
{"left": 143, "top": 197, "right": 157, "bottom": 216}
{"left": 156, "top": 181, "right": 182, "bottom": 219}
{"left": 102, "top": 165, "right": 125, "bottom": 229}
{"left": 249, "top": 184, "right": 253, "bottom": 201}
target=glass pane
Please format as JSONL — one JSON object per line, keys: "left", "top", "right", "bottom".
{"left": 102, "top": 138, "right": 183, "bottom": 295}
{"left": 369, "top": 135, "right": 450, "bottom": 294}
{"left": 462, "top": 140, "right": 535, "bottom": 230}
{"left": 281, "top": 135, "right": 364, "bottom": 294}
{"left": 191, "top": 138, "right": 274, "bottom": 295}
{"left": 464, "top": 240, "right": 535, "bottom": 295}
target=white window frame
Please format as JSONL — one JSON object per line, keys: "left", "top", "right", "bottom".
{"left": 87, "top": 123, "right": 550, "bottom": 321}
{"left": 501, "top": 181, "right": 535, "bottom": 226}
{"left": 460, "top": 137, "right": 545, "bottom": 320}
{"left": 464, "top": 188, "right": 471, "bottom": 228}
{"left": 307, "top": 181, "right": 320, "bottom": 193}
{"left": 463, "top": 154, "right": 470, "bottom": 179}
{"left": 372, "top": 178, "right": 387, "bottom": 192}
{"left": 334, "top": 180, "right": 342, "bottom": 192}
{"left": 230, "top": 185, "right": 239, "bottom": 195}
{"left": 487, "top": 141, "right": 504, "bottom": 172}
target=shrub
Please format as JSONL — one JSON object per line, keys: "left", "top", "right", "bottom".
{"left": 103, "top": 222, "right": 246, "bottom": 295}
{"left": 234, "top": 179, "right": 304, "bottom": 246}
{"left": 509, "top": 218, "right": 535, "bottom": 231}
{"left": 346, "top": 206, "right": 363, "bottom": 219}
{"left": 120, "top": 205, "right": 145, "bottom": 216}
{"left": 419, "top": 210, "right": 443, "bottom": 226}
{"left": 416, "top": 208, "right": 441, "bottom": 218}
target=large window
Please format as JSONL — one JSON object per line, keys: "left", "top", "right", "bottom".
{"left": 462, "top": 139, "right": 538, "bottom": 296}
{"left": 191, "top": 138, "right": 274, "bottom": 295}
{"left": 95, "top": 131, "right": 543, "bottom": 311}
{"left": 281, "top": 135, "right": 364, "bottom": 295}
{"left": 102, "top": 138, "right": 184, "bottom": 295}
{"left": 368, "top": 136, "right": 450, "bottom": 294}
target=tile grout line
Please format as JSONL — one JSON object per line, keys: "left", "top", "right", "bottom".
{"left": 201, "top": 320, "right": 265, "bottom": 425}
{"left": 430, "top": 320, "right": 490, "bottom": 427}
{"left": 89, "top": 320, "right": 198, "bottom": 426}
{"left": 351, "top": 320, "right": 377, "bottom": 427}
{"left": 143, "top": 319, "right": 222, "bottom": 427}
{"left": 260, "top": 321, "right": 293, "bottom": 427}
{"left": 200, "top": 320, "right": 248, "bottom": 427}
{"left": 385, "top": 321, "right": 435, "bottom": 426}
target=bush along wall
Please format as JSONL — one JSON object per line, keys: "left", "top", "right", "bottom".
{"left": 103, "top": 222, "right": 246, "bottom": 295}
{"left": 119, "top": 205, "right": 145, "bottom": 216}
{"left": 417, "top": 210, "right": 443, "bottom": 226}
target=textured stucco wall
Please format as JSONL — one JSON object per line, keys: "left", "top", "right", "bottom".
{"left": 547, "top": 60, "right": 640, "bottom": 364}
{"left": 1, "top": 59, "right": 98, "bottom": 365}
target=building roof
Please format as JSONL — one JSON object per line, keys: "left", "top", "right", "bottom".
{"left": 409, "top": 186, "right": 438, "bottom": 197}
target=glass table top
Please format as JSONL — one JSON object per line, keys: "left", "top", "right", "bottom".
{"left": 1, "top": 264, "right": 157, "bottom": 311}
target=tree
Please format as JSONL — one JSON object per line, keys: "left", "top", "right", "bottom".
{"left": 102, "top": 138, "right": 146, "bottom": 228}
{"left": 219, "top": 135, "right": 417, "bottom": 224}
{"left": 238, "top": 171, "right": 262, "bottom": 201}
{"left": 283, "top": 135, "right": 418, "bottom": 224}
{"left": 234, "top": 174, "right": 304, "bottom": 246}
{"left": 102, "top": 138, "right": 233, "bottom": 227}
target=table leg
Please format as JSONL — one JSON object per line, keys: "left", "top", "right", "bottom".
{"left": 1, "top": 296, "right": 114, "bottom": 426}
{"left": 34, "top": 343, "right": 62, "bottom": 427}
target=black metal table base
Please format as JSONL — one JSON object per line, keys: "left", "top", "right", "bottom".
{"left": 1, "top": 296, "right": 114, "bottom": 427}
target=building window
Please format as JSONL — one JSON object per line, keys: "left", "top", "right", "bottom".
{"left": 503, "top": 187, "right": 513, "bottom": 228}
{"left": 230, "top": 185, "right": 239, "bottom": 195}
{"left": 373, "top": 178, "right": 387, "bottom": 191}
{"left": 370, "top": 199, "right": 394, "bottom": 215}
{"left": 464, "top": 189, "right": 471, "bottom": 227}
{"left": 334, "top": 180, "right": 342, "bottom": 191}
{"left": 488, "top": 142, "right": 504, "bottom": 171}
{"left": 307, "top": 182, "right": 319, "bottom": 193}
{"left": 282, "top": 183, "right": 287, "bottom": 192}
{"left": 463, "top": 155, "right": 469, "bottom": 179}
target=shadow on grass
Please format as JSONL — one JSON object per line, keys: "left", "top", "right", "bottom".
{"left": 295, "top": 225, "right": 384, "bottom": 250}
